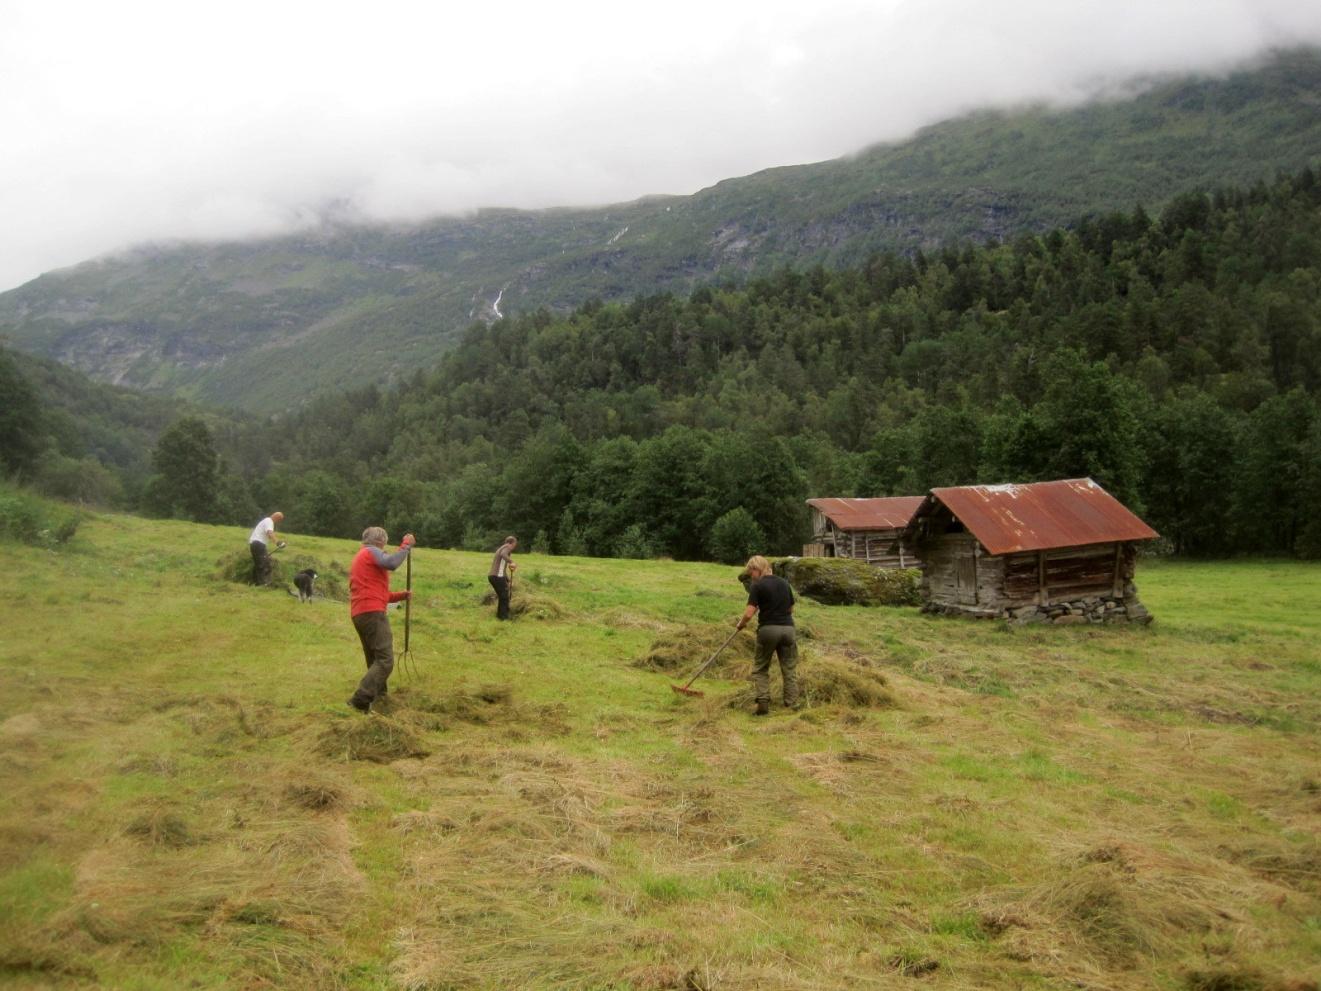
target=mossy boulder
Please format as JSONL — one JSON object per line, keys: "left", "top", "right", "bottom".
{"left": 771, "top": 558, "right": 920, "bottom": 607}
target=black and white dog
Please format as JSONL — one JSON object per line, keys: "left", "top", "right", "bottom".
{"left": 293, "top": 569, "right": 317, "bottom": 603}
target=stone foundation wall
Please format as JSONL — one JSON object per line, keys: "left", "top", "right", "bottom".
{"left": 921, "top": 581, "right": 1153, "bottom": 625}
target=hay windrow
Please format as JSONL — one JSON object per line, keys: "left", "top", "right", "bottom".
{"left": 124, "top": 802, "right": 199, "bottom": 848}
{"left": 973, "top": 844, "right": 1241, "bottom": 968}
{"left": 392, "top": 811, "right": 460, "bottom": 836}
{"left": 213, "top": 549, "right": 349, "bottom": 601}
{"left": 283, "top": 779, "right": 346, "bottom": 812}
{"left": 385, "top": 683, "right": 571, "bottom": 736}
{"left": 315, "top": 715, "right": 429, "bottom": 763}
{"left": 723, "top": 653, "right": 896, "bottom": 709}
{"left": 596, "top": 607, "right": 670, "bottom": 632}
{"left": 1221, "top": 842, "right": 1321, "bottom": 895}
{"left": 479, "top": 586, "right": 568, "bottom": 619}
{"left": 404, "top": 683, "right": 514, "bottom": 721}
{"left": 1181, "top": 967, "right": 1273, "bottom": 991}
{"left": 634, "top": 624, "right": 755, "bottom": 676}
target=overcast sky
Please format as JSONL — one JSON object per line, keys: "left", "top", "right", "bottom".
{"left": 2, "top": 0, "right": 1320, "bottom": 292}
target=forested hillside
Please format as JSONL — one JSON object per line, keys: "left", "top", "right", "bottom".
{"left": 232, "top": 167, "right": 1321, "bottom": 560}
{"left": 0, "top": 347, "right": 207, "bottom": 508}
{"left": 8, "top": 167, "right": 1320, "bottom": 561}
{"left": 3, "top": 50, "right": 1320, "bottom": 412}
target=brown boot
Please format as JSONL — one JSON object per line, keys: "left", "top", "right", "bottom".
{"left": 754, "top": 700, "right": 770, "bottom": 716}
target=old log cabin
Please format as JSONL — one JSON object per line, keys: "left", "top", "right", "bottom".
{"left": 805, "top": 497, "right": 925, "bottom": 568}
{"left": 902, "top": 479, "right": 1159, "bottom": 623}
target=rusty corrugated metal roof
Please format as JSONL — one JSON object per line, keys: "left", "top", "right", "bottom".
{"left": 911, "top": 478, "right": 1158, "bottom": 555}
{"left": 807, "top": 496, "right": 925, "bottom": 531}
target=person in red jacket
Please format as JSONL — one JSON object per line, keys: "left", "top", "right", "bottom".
{"left": 346, "top": 526, "right": 415, "bottom": 713}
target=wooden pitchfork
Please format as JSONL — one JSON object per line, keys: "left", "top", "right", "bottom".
{"left": 397, "top": 548, "right": 419, "bottom": 681}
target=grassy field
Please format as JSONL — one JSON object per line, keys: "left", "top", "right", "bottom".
{"left": 1, "top": 513, "right": 1318, "bottom": 991}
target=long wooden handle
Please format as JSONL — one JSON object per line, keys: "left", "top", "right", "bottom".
{"left": 682, "top": 627, "right": 741, "bottom": 690}
{"left": 404, "top": 551, "right": 412, "bottom": 653}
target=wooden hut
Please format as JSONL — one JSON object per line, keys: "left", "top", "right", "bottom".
{"left": 902, "top": 479, "right": 1158, "bottom": 623}
{"left": 805, "top": 497, "right": 925, "bottom": 568}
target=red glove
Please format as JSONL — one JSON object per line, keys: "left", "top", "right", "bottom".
{"left": 400, "top": 590, "right": 412, "bottom": 600}
{"left": 401, "top": 533, "right": 416, "bottom": 548}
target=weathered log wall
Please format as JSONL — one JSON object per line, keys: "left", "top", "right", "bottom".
{"left": 918, "top": 536, "right": 1152, "bottom": 624}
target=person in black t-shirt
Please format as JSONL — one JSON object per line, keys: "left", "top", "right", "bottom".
{"left": 735, "top": 555, "right": 798, "bottom": 715}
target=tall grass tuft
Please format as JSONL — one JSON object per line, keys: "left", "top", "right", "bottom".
{"left": 0, "top": 483, "right": 79, "bottom": 547}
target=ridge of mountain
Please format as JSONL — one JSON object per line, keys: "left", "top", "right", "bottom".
{"left": 3, "top": 47, "right": 1320, "bottom": 412}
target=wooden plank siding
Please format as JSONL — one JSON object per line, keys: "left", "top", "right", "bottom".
{"left": 922, "top": 536, "right": 1140, "bottom": 615}
{"left": 806, "top": 516, "right": 920, "bottom": 569}
{"left": 920, "top": 533, "right": 1006, "bottom": 615}
{"left": 1002, "top": 544, "right": 1137, "bottom": 605}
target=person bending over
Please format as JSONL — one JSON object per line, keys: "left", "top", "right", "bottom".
{"left": 488, "top": 535, "right": 518, "bottom": 620}
{"left": 248, "top": 511, "right": 284, "bottom": 586}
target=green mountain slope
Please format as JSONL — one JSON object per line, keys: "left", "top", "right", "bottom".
{"left": 3, "top": 49, "right": 1320, "bottom": 412}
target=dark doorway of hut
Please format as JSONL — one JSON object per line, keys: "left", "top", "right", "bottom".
{"left": 671, "top": 628, "right": 741, "bottom": 698}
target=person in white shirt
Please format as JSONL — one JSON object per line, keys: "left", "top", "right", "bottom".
{"left": 249, "top": 511, "right": 284, "bottom": 586}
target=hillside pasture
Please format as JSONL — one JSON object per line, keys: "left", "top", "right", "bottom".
{"left": 0, "top": 514, "right": 1318, "bottom": 990}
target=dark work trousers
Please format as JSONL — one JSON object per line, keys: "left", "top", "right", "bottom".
{"left": 752, "top": 625, "right": 799, "bottom": 706}
{"left": 488, "top": 575, "right": 511, "bottom": 620}
{"left": 250, "top": 541, "right": 271, "bottom": 586}
{"left": 350, "top": 611, "right": 395, "bottom": 706}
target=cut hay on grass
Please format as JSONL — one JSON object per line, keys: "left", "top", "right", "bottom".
{"left": 594, "top": 606, "right": 670, "bottom": 632}
{"left": 404, "top": 682, "right": 514, "bottom": 721}
{"left": 389, "top": 799, "right": 630, "bottom": 990}
{"left": 385, "top": 683, "right": 571, "bottom": 737}
{"left": 970, "top": 843, "right": 1246, "bottom": 974}
{"left": 392, "top": 810, "right": 460, "bottom": 836}
{"left": 315, "top": 714, "right": 430, "bottom": 763}
{"left": 1221, "top": 842, "right": 1321, "bottom": 896}
{"left": 283, "top": 780, "right": 345, "bottom": 813}
{"left": 634, "top": 624, "right": 755, "bottom": 676}
{"left": 788, "top": 750, "right": 895, "bottom": 794}
{"left": 213, "top": 548, "right": 349, "bottom": 601}
{"left": 723, "top": 653, "right": 896, "bottom": 710}
{"left": 124, "top": 801, "right": 199, "bottom": 848}
{"left": 479, "top": 585, "right": 568, "bottom": 619}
